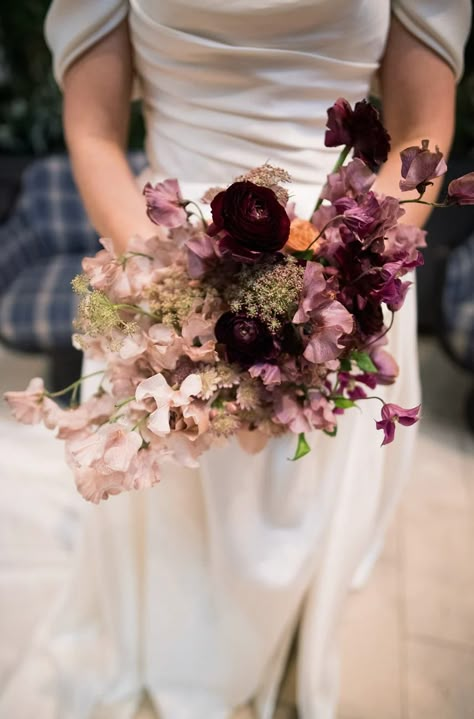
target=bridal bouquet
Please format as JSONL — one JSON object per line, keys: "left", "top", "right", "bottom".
{"left": 6, "top": 99, "right": 474, "bottom": 502}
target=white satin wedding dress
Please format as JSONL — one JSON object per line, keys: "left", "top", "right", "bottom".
{"left": 1, "top": 1, "right": 470, "bottom": 718}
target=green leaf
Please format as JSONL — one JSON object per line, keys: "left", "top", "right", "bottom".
{"left": 290, "top": 433, "right": 311, "bottom": 461}
{"left": 323, "top": 426, "right": 338, "bottom": 437}
{"left": 332, "top": 396, "right": 356, "bottom": 409}
{"left": 339, "top": 357, "right": 352, "bottom": 372}
{"left": 351, "top": 350, "right": 378, "bottom": 374}
{"left": 292, "top": 249, "right": 314, "bottom": 261}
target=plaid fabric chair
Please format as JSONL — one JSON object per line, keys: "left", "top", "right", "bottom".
{"left": 441, "top": 232, "right": 474, "bottom": 373}
{"left": 0, "top": 152, "right": 146, "bottom": 352}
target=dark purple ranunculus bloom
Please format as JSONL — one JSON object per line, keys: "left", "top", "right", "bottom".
{"left": 325, "top": 98, "right": 391, "bottom": 172}
{"left": 210, "top": 181, "right": 290, "bottom": 262}
{"left": 447, "top": 172, "right": 474, "bottom": 205}
{"left": 376, "top": 403, "right": 420, "bottom": 445}
{"left": 214, "top": 312, "right": 278, "bottom": 367}
{"left": 399, "top": 140, "right": 447, "bottom": 195}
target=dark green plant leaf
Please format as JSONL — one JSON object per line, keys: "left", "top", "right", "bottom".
{"left": 332, "top": 396, "right": 356, "bottom": 409}
{"left": 290, "top": 432, "right": 311, "bottom": 461}
{"left": 351, "top": 350, "right": 377, "bottom": 374}
{"left": 323, "top": 426, "right": 338, "bottom": 437}
{"left": 291, "top": 249, "right": 314, "bottom": 261}
{"left": 339, "top": 357, "right": 352, "bottom": 372}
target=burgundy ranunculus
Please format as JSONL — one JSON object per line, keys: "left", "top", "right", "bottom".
{"left": 325, "top": 98, "right": 391, "bottom": 172}
{"left": 214, "top": 311, "right": 278, "bottom": 367}
{"left": 210, "top": 181, "right": 290, "bottom": 262}
{"left": 399, "top": 140, "right": 447, "bottom": 195}
{"left": 447, "top": 172, "right": 474, "bottom": 205}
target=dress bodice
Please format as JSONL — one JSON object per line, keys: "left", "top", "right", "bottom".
{"left": 46, "top": 0, "right": 471, "bottom": 185}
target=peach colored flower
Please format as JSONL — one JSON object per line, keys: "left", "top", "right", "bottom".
{"left": 147, "top": 324, "right": 184, "bottom": 371}
{"left": 74, "top": 465, "right": 130, "bottom": 504}
{"left": 285, "top": 218, "right": 320, "bottom": 253}
{"left": 4, "top": 378, "right": 46, "bottom": 424}
{"left": 101, "top": 426, "right": 143, "bottom": 473}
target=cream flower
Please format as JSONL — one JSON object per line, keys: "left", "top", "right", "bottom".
{"left": 135, "top": 373, "right": 202, "bottom": 436}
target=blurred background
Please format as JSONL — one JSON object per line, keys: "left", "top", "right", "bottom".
{"left": 0, "top": 3, "right": 473, "bottom": 718}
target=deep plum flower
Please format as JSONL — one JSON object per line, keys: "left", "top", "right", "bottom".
{"left": 399, "top": 140, "right": 447, "bottom": 194}
{"left": 210, "top": 181, "right": 290, "bottom": 262}
{"left": 143, "top": 179, "right": 187, "bottom": 228}
{"left": 325, "top": 98, "right": 391, "bottom": 171}
{"left": 335, "top": 192, "right": 403, "bottom": 248}
{"left": 376, "top": 403, "right": 420, "bottom": 445}
{"left": 214, "top": 311, "right": 278, "bottom": 367}
{"left": 447, "top": 172, "right": 474, "bottom": 205}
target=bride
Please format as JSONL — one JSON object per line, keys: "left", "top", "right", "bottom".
{"left": 2, "top": 1, "right": 470, "bottom": 718}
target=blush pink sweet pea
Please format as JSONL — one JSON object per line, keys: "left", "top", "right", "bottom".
{"left": 399, "top": 140, "right": 447, "bottom": 194}
{"left": 143, "top": 179, "right": 187, "bottom": 228}
{"left": 135, "top": 372, "right": 202, "bottom": 436}
{"left": 447, "top": 172, "right": 474, "bottom": 205}
{"left": 4, "top": 377, "right": 46, "bottom": 424}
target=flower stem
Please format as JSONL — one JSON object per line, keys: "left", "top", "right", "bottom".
{"left": 362, "top": 311, "right": 395, "bottom": 349}
{"left": 305, "top": 214, "right": 345, "bottom": 251}
{"left": 46, "top": 369, "right": 105, "bottom": 399}
{"left": 312, "top": 144, "right": 352, "bottom": 215}
{"left": 120, "top": 251, "right": 154, "bottom": 267}
{"left": 108, "top": 396, "right": 136, "bottom": 424}
{"left": 399, "top": 198, "right": 448, "bottom": 208}
{"left": 114, "top": 303, "right": 159, "bottom": 321}
{"left": 131, "top": 413, "right": 150, "bottom": 432}
{"left": 185, "top": 200, "right": 209, "bottom": 230}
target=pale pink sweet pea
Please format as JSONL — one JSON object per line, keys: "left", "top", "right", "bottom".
{"left": 135, "top": 372, "right": 202, "bottom": 436}
{"left": 82, "top": 238, "right": 134, "bottom": 300}
{"left": 4, "top": 377, "right": 46, "bottom": 424}
{"left": 186, "top": 233, "right": 221, "bottom": 278}
{"left": 181, "top": 314, "right": 218, "bottom": 363}
{"left": 119, "top": 331, "right": 148, "bottom": 362}
{"left": 101, "top": 426, "right": 143, "bottom": 474}
{"left": 143, "top": 179, "right": 187, "bottom": 228}
{"left": 67, "top": 428, "right": 108, "bottom": 469}
{"left": 249, "top": 362, "right": 282, "bottom": 386}
{"left": 181, "top": 400, "right": 210, "bottom": 438}
{"left": 274, "top": 395, "right": 311, "bottom": 433}
{"left": 147, "top": 324, "right": 184, "bottom": 371}
{"left": 73, "top": 465, "right": 126, "bottom": 503}
{"left": 42, "top": 397, "right": 91, "bottom": 437}
{"left": 306, "top": 390, "right": 337, "bottom": 431}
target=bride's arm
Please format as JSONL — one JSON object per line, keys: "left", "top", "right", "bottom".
{"left": 374, "top": 15, "right": 457, "bottom": 227}
{"left": 62, "top": 19, "right": 157, "bottom": 254}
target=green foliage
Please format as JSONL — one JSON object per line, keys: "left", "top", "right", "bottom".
{"left": 290, "top": 432, "right": 311, "bottom": 461}
{"left": 0, "top": 2, "right": 145, "bottom": 155}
